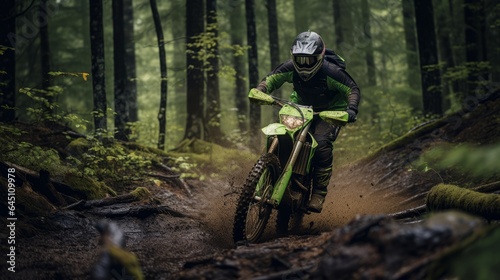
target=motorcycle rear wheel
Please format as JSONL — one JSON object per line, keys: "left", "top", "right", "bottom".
{"left": 233, "top": 153, "right": 281, "bottom": 243}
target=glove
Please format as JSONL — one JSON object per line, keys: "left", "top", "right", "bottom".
{"left": 346, "top": 109, "right": 357, "bottom": 123}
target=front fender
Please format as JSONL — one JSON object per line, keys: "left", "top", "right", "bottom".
{"left": 262, "top": 123, "right": 287, "bottom": 135}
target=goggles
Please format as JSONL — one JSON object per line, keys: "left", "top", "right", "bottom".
{"left": 293, "top": 55, "right": 320, "bottom": 68}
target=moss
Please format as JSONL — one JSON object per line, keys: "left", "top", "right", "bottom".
{"left": 107, "top": 244, "right": 144, "bottom": 280}
{"left": 359, "top": 117, "right": 449, "bottom": 164}
{"left": 1, "top": 178, "right": 55, "bottom": 217}
{"left": 130, "top": 187, "right": 151, "bottom": 200}
{"left": 66, "top": 137, "right": 91, "bottom": 156}
{"left": 426, "top": 184, "right": 500, "bottom": 220}
{"left": 3, "top": 143, "right": 64, "bottom": 176}
{"left": 60, "top": 172, "right": 108, "bottom": 200}
{"left": 123, "top": 142, "right": 171, "bottom": 158}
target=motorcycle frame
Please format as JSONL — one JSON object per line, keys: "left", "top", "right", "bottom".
{"left": 261, "top": 105, "right": 318, "bottom": 208}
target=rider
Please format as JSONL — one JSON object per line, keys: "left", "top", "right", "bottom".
{"left": 251, "top": 31, "right": 360, "bottom": 213}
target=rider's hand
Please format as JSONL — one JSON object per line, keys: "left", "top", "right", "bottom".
{"left": 346, "top": 109, "right": 357, "bottom": 123}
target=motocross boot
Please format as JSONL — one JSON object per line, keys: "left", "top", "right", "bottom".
{"left": 307, "top": 167, "right": 332, "bottom": 213}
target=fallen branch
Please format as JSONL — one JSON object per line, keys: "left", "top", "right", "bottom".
{"left": 251, "top": 265, "right": 313, "bottom": 280}
{"left": 1, "top": 161, "right": 67, "bottom": 206}
{"left": 147, "top": 172, "right": 180, "bottom": 179}
{"left": 472, "top": 181, "right": 500, "bottom": 193}
{"left": 62, "top": 187, "right": 151, "bottom": 210}
{"left": 89, "top": 205, "right": 188, "bottom": 218}
{"left": 388, "top": 205, "right": 426, "bottom": 220}
{"left": 397, "top": 191, "right": 428, "bottom": 207}
{"left": 153, "top": 161, "right": 192, "bottom": 197}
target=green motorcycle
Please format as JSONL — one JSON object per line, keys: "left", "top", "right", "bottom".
{"left": 233, "top": 89, "right": 348, "bottom": 243}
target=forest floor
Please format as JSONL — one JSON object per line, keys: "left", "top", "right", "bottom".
{"left": 1, "top": 97, "right": 500, "bottom": 279}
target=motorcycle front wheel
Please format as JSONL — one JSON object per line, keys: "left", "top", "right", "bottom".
{"left": 233, "top": 153, "right": 281, "bottom": 244}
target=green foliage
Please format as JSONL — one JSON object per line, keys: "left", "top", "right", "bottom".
{"left": 19, "top": 85, "right": 91, "bottom": 131}
{"left": 445, "top": 228, "right": 500, "bottom": 280}
{"left": 186, "top": 22, "right": 250, "bottom": 77}
{"left": 0, "top": 123, "right": 25, "bottom": 137}
{"left": 334, "top": 86, "right": 432, "bottom": 166}
{"left": 48, "top": 71, "right": 90, "bottom": 81}
{"left": 168, "top": 139, "right": 257, "bottom": 180}
{"left": 443, "top": 62, "right": 491, "bottom": 82}
{"left": 0, "top": 44, "right": 14, "bottom": 55}
{"left": 418, "top": 143, "right": 500, "bottom": 179}
{"left": 2, "top": 141, "right": 64, "bottom": 175}
{"left": 68, "top": 136, "right": 152, "bottom": 182}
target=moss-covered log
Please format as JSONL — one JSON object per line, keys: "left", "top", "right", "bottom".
{"left": 426, "top": 184, "right": 500, "bottom": 220}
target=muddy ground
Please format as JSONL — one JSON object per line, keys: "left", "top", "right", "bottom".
{"left": 2, "top": 97, "right": 500, "bottom": 279}
{"left": 10, "top": 166, "right": 418, "bottom": 280}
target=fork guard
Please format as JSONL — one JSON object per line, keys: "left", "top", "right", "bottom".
{"left": 262, "top": 123, "right": 287, "bottom": 135}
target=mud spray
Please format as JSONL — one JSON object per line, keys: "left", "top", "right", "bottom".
{"left": 195, "top": 155, "right": 408, "bottom": 247}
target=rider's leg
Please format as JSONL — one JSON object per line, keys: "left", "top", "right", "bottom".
{"left": 308, "top": 118, "right": 340, "bottom": 213}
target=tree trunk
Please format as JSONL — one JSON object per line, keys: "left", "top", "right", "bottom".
{"left": 464, "top": 0, "right": 488, "bottom": 98}
{"left": 267, "top": 0, "right": 282, "bottom": 117}
{"left": 402, "top": 0, "right": 420, "bottom": 91}
{"left": 485, "top": 0, "right": 500, "bottom": 83}
{"left": 170, "top": 0, "right": 186, "bottom": 135}
{"left": 267, "top": 0, "right": 280, "bottom": 73}
{"left": 0, "top": 0, "right": 16, "bottom": 122}
{"left": 332, "top": 0, "right": 344, "bottom": 51}
{"left": 332, "top": 0, "right": 353, "bottom": 54}
{"left": 361, "top": 0, "right": 376, "bottom": 86}
{"left": 124, "top": 0, "right": 138, "bottom": 123}
{"left": 149, "top": 0, "right": 168, "bottom": 149}
{"left": 89, "top": 0, "right": 108, "bottom": 134}
{"left": 40, "top": 0, "right": 51, "bottom": 101}
{"left": 246, "top": 0, "right": 261, "bottom": 146}
{"left": 184, "top": 0, "right": 205, "bottom": 140}
{"left": 413, "top": 0, "right": 443, "bottom": 115}
{"left": 435, "top": 0, "right": 456, "bottom": 112}
{"left": 229, "top": 2, "right": 248, "bottom": 135}
{"left": 112, "top": 0, "right": 129, "bottom": 141}
{"left": 293, "top": 0, "right": 308, "bottom": 34}
{"left": 205, "top": 0, "right": 223, "bottom": 143}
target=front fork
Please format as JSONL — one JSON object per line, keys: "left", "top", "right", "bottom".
{"left": 268, "top": 123, "right": 312, "bottom": 207}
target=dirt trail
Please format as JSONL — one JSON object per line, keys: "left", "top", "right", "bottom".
{"left": 10, "top": 160, "right": 415, "bottom": 280}
{"left": 6, "top": 98, "right": 499, "bottom": 279}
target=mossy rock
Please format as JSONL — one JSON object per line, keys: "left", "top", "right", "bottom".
{"left": 60, "top": 172, "right": 108, "bottom": 200}
{"left": 130, "top": 187, "right": 151, "bottom": 200}
{"left": 66, "top": 137, "right": 91, "bottom": 156}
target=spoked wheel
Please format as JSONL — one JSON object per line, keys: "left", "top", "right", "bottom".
{"left": 233, "top": 153, "right": 281, "bottom": 244}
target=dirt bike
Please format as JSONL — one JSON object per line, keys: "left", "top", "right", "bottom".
{"left": 233, "top": 89, "right": 348, "bottom": 243}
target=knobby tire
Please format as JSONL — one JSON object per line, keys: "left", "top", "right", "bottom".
{"left": 233, "top": 153, "right": 281, "bottom": 244}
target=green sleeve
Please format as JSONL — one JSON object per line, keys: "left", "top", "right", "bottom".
{"left": 290, "top": 91, "right": 301, "bottom": 103}
{"left": 325, "top": 76, "right": 355, "bottom": 111}
{"left": 264, "top": 71, "right": 293, "bottom": 93}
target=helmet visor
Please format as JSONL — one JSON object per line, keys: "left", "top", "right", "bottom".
{"left": 294, "top": 55, "right": 319, "bottom": 68}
